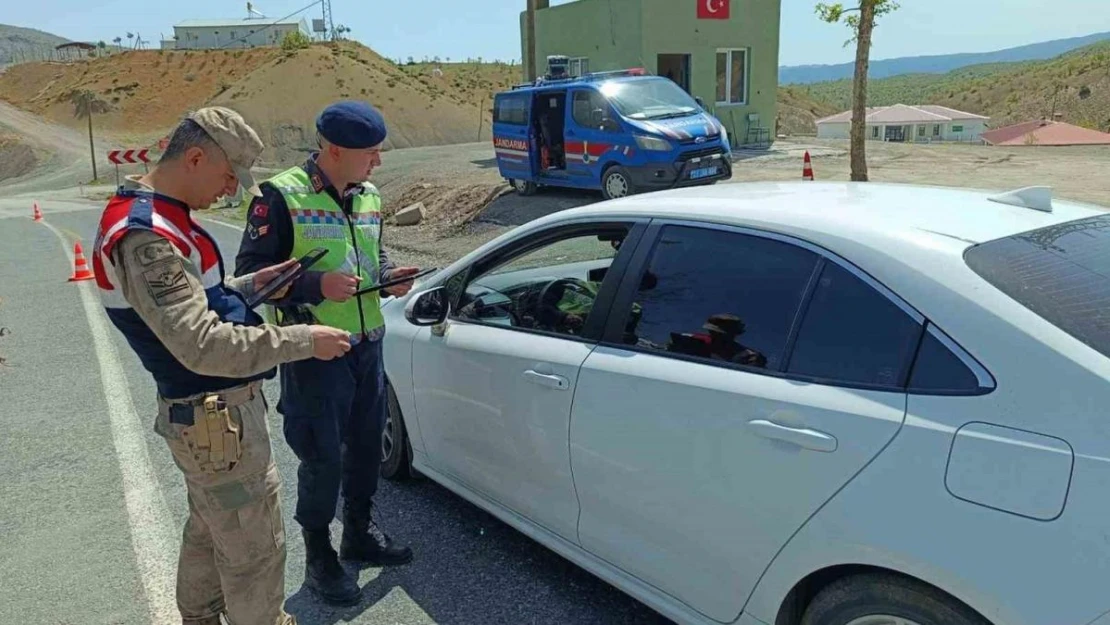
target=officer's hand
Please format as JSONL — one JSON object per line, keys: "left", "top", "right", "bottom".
{"left": 321, "top": 271, "right": 361, "bottom": 302}
{"left": 383, "top": 267, "right": 421, "bottom": 297}
{"left": 252, "top": 259, "right": 299, "bottom": 301}
{"left": 310, "top": 325, "right": 351, "bottom": 360}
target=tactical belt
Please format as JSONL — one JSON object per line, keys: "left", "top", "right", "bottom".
{"left": 164, "top": 379, "right": 262, "bottom": 408}
{"left": 163, "top": 380, "right": 261, "bottom": 473}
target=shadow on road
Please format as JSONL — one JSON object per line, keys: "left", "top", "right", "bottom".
{"left": 477, "top": 187, "right": 600, "bottom": 227}
{"left": 284, "top": 477, "right": 672, "bottom": 625}
{"left": 469, "top": 157, "right": 500, "bottom": 170}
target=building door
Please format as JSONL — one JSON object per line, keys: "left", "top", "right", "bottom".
{"left": 657, "top": 54, "right": 691, "bottom": 93}
{"left": 885, "top": 125, "right": 906, "bottom": 142}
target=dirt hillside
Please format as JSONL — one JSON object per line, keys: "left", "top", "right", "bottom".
{"left": 0, "top": 40, "right": 520, "bottom": 166}
{"left": 0, "top": 131, "right": 38, "bottom": 181}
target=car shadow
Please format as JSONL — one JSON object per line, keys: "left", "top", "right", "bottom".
{"left": 470, "top": 157, "right": 500, "bottom": 169}
{"left": 284, "top": 477, "right": 674, "bottom": 625}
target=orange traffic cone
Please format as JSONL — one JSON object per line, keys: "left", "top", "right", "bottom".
{"left": 802, "top": 151, "right": 814, "bottom": 181}
{"left": 68, "top": 241, "right": 95, "bottom": 282}
{"left": 32, "top": 202, "right": 42, "bottom": 221}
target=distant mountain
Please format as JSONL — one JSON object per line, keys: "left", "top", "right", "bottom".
{"left": 0, "top": 24, "right": 70, "bottom": 66}
{"left": 795, "top": 41, "right": 1110, "bottom": 132}
{"left": 780, "top": 31, "right": 1110, "bottom": 85}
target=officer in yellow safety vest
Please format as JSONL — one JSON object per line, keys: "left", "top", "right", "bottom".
{"left": 233, "top": 101, "right": 419, "bottom": 607}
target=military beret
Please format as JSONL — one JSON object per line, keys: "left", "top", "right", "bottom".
{"left": 316, "top": 100, "right": 388, "bottom": 149}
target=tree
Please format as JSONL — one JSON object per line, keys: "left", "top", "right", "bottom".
{"left": 112, "top": 36, "right": 122, "bottom": 52}
{"left": 817, "top": 0, "right": 900, "bottom": 182}
{"left": 70, "top": 90, "right": 109, "bottom": 181}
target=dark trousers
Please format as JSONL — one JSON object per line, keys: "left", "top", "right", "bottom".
{"left": 277, "top": 338, "right": 386, "bottom": 532}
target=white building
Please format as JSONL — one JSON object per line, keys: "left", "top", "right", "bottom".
{"left": 816, "top": 104, "right": 989, "bottom": 143}
{"left": 164, "top": 17, "right": 312, "bottom": 50}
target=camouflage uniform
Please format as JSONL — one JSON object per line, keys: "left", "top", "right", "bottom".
{"left": 95, "top": 108, "right": 315, "bottom": 625}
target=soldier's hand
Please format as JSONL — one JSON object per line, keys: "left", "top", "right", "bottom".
{"left": 310, "top": 325, "right": 352, "bottom": 360}
{"left": 383, "top": 267, "right": 421, "bottom": 297}
{"left": 321, "top": 271, "right": 361, "bottom": 302}
{"left": 252, "top": 258, "right": 299, "bottom": 301}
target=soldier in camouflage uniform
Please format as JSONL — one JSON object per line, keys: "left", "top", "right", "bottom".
{"left": 93, "top": 107, "right": 352, "bottom": 625}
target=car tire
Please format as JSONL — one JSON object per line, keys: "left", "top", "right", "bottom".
{"left": 800, "top": 573, "right": 990, "bottom": 625}
{"left": 381, "top": 383, "right": 414, "bottom": 481}
{"left": 601, "top": 166, "right": 635, "bottom": 200}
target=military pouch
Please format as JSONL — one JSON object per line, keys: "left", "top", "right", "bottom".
{"left": 180, "top": 394, "right": 243, "bottom": 473}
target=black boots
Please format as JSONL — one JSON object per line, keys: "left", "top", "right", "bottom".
{"left": 339, "top": 511, "right": 413, "bottom": 566}
{"left": 302, "top": 528, "right": 361, "bottom": 607}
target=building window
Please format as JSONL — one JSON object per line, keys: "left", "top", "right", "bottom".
{"left": 952, "top": 124, "right": 964, "bottom": 133}
{"left": 933, "top": 124, "right": 941, "bottom": 137}
{"left": 568, "top": 57, "right": 590, "bottom": 77}
{"left": 872, "top": 126, "right": 880, "bottom": 139}
{"left": 917, "top": 125, "right": 926, "bottom": 137}
{"left": 715, "top": 48, "right": 748, "bottom": 105}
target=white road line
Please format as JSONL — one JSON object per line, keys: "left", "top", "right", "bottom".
{"left": 42, "top": 221, "right": 179, "bottom": 625}
{"left": 200, "top": 216, "right": 244, "bottom": 232}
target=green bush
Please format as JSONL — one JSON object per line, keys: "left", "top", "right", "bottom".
{"left": 281, "top": 31, "right": 311, "bottom": 53}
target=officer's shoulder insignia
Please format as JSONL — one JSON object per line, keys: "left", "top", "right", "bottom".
{"left": 134, "top": 238, "right": 176, "bottom": 266}
{"left": 142, "top": 258, "right": 192, "bottom": 307}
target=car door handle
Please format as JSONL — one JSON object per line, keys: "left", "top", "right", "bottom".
{"left": 747, "top": 419, "right": 838, "bottom": 453}
{"left": 523, "top": 370, "right": 569, "bottom": 390}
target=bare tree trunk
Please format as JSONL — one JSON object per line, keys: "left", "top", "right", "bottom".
{"left": 87, "top": 113, "right": 98, "bottom": 181}
{"left": 850, "top": 0, "right": 876, "bottom": 182}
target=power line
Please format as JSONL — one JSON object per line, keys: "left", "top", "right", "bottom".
{"left": 216, "top": 0, "right": 324, "bottom": 49}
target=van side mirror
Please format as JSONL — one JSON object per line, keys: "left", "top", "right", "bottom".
{"left": 404, "top": 286, "right": 449, "bottom": 326}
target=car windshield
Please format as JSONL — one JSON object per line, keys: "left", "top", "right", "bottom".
{"left": 965, "top": 214, "right": 1110, "bottom": 359}
{"left": 598, "top": 78, "right": 700, "bottom": 120}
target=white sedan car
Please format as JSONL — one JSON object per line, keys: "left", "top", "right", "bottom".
{"left": 378, "top": 181, "right": 1110, "bottom": 625}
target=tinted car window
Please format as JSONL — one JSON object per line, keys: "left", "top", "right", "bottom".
{"left": 908, "top": 326, "right": 983, "bottom": 394}
{"left": 787, "top": 261, "right": 923, "bottom": 388}
{"left": 965, "top": 214, "right": 1110, "bottom": 360}
{"left": 494, "top": 94, "right": 528, "bottom": 125}
{"left": 622, "top": 225, "right": 819, "bottom": 370}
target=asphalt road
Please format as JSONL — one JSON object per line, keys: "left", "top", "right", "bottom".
{"left": 0, "top": 192, "right": 674, "bottom": 625}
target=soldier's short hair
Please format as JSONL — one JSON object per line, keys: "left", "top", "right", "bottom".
{"left": 159, "top": 118, "right": 218, "bottom": 164}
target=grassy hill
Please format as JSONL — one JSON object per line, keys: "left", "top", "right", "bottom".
{"left": 0, "top": 24, "right": 70, "bottom": 66}
{"left": 0, "top": 40, "right": 520, "bottom": 166}
{"left": 780, "top": 31, "right": 1110, "bottom": 85}
{"left": 795, "top": 41, "right": 1110, "bottom": 131}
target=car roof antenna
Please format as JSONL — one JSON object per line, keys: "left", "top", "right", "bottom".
{"left": 987, "top": 186, "right": 1053, "bottom": 213}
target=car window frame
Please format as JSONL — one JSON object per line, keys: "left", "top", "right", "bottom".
{"left": 600, "top": 218, "right": 995, "bottom": 396}
{"left": 439, "top": 217, "right": 651, "bottom": 344}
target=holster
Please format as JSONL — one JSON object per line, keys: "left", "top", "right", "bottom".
{"left": 181, "top": 394, "right": 243, "bottom": 473}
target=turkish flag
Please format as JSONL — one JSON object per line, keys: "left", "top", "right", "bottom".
{"left": 697, "top": 0, "right": 730, "bottom": 19}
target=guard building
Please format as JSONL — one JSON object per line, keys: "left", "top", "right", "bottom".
{"left": 521, "top": 0, "right": 781, "bottom": 147}
{"left": 165, "top": 17, "right": 312, "bottom": 50}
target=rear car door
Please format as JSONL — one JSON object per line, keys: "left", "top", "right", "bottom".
{"left": 409, "top": 219, "right": 645, "bottom": 543}
{"left": 569, "top": 220, "right": 924, "bottom": 622}
{"left": 492, "top": 91, "right": 536, "bottom": 182}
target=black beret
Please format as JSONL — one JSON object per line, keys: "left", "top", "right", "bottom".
{"left": 316, "top": 100, "right": 388, "bottom": 149}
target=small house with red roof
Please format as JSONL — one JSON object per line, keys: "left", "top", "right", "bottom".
{"left": 981, "top": 120, "right": 1110, "bottom": 146}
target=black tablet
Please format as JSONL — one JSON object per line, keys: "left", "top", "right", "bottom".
{"left": 354, "top": 267, "right": 438, "bottom": 297}
{"left": 246, "top": 248, "right": 329, "bottom": 309}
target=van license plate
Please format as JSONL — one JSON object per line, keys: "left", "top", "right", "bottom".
{"left": 690, "top": 166, "right": 717, "bottom": 180}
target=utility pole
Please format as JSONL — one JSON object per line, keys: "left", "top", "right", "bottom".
{"left": 525, "top": 0, "right": 536, "bottom": 81}
{"left": 322, "top": 0, "right": 336, "bottom": 41}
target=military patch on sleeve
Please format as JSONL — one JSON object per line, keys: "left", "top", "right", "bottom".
{"left": 134, "top": 238, "right": 176, "bottom": 266}
{"left": 142, "top": 258, "right": 193, "bottom": 306}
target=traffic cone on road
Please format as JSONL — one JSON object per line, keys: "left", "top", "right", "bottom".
{"left": 802, "top": 151, "right": 814, "bottom": 181}
{"left": 68, "top": 241, "right": 95, "bottom": 282}
{"left": 32, "top": 202, "right": 42, "bottom": 221}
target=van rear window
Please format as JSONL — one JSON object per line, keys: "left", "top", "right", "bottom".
{"left": 494, "top": 95, "right": 529, "bottom": 125}
{"left": 965, "top": 214, "right": 1110, "bottom": 359}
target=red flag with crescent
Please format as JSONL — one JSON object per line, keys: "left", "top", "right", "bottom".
{"left": 697, "top": 0, "right": 730, "bottom": 19}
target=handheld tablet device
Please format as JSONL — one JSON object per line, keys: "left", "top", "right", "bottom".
{"left": 246, "top": 247, "right": 329, "bottom": 309}
{"left": 353, "top": 267, "right": 438, "bottom": 297}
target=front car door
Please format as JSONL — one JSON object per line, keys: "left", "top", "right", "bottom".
{"left": 565, "top": 87, "right": 624, "bottom": 186}
{"left": 410, "top": 218, "right": 647, "bottom": 542}
{"left": 570, "top": 220, "right": 929, "bottom": 622}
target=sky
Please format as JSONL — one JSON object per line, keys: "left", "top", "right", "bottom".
{"left": 6, "top": 0, "right": 1110, "bottom": 67}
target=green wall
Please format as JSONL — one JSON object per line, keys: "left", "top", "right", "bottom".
{"left": 522, "top": 0, "right": 781, "bottom": 147}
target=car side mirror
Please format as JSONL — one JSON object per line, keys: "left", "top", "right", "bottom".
{"left": 695, "top": 96, "right": 706, "bottom": 109}
{"left": 404, "top": 286, "right": 449, "bottom": 326}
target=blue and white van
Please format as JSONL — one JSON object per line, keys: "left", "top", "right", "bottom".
{"left": 492, "top": 66, "right": 733, "bottom": 200}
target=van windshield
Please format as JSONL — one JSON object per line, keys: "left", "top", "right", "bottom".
{"left": 965, "top": 214, "right": 1110, "bottom": 359}
{"left": 599, "top": 78, "right": 700, "bottom": 120}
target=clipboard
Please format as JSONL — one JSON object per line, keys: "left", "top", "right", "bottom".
{"left": 354, "top": 267, "right": 437, "bottom": 297}
{"left": 246, "top": 247, "right": 329, "bottom": 309}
